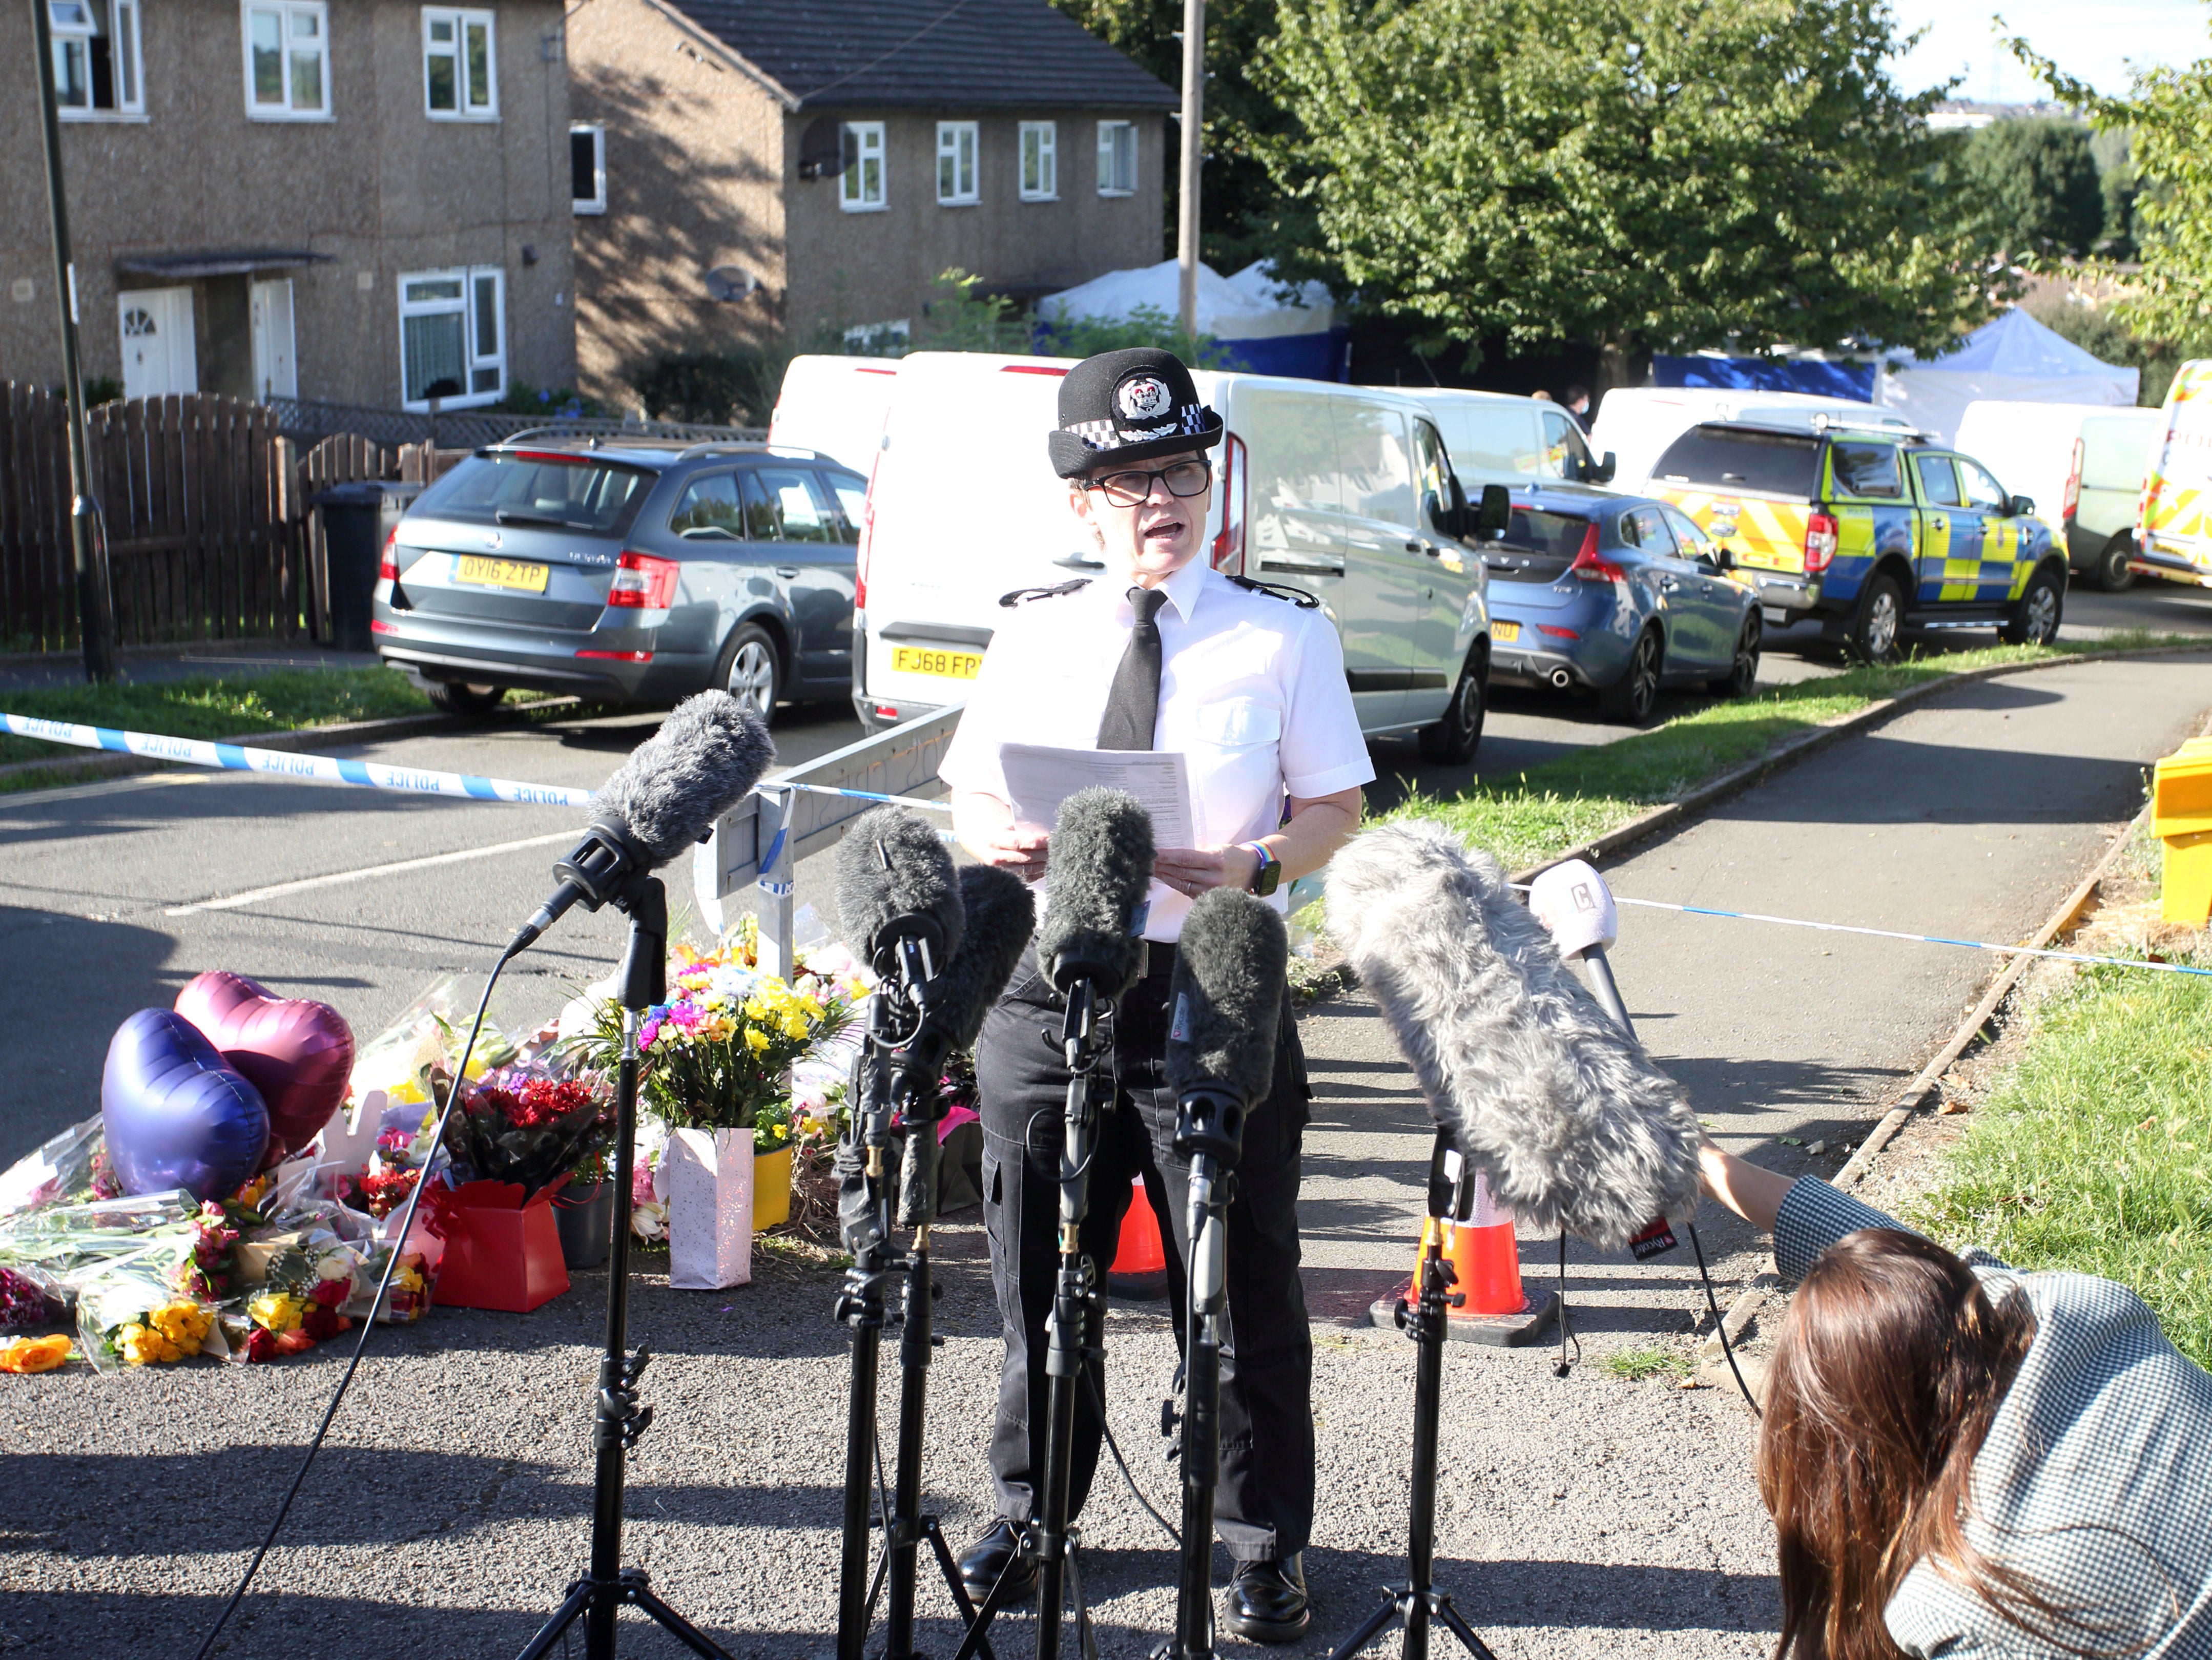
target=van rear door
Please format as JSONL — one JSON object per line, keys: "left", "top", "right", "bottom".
{"left": 1647, "top": 425, "right": 1820, "bottom": 575}
{"left": 2140, "top": 360, "right": 2212, "bottom": 584}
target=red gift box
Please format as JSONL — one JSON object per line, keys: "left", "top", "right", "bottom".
{"left": 424, "top": 1179, "right": 572, "bottom": 1313}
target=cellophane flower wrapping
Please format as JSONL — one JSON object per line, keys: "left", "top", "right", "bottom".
{"left": 440, "top": 1072, "right": 612, "bottom": 1202}
{"left": 0, "top": 1115, "right": 106, "bottom": 1218}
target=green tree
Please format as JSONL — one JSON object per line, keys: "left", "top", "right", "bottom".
{"left": 1256, "top": 0, "right": 2005, "bottom": 386}
{"left": 2015, "top": 32, "right": 2212, "bottom": 352}
{"left": 1953, "top": 117, "right": 2104, "bottom": 261}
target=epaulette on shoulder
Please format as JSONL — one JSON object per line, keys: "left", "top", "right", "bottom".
{"left": 1225, "top": 573, "right": 1321, "bottom": 609}
{"left": 998, "top": 578, "right": 1091, "bottom": 609}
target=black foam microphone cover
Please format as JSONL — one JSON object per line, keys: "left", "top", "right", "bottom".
{"left": 1165, "top": 888, "right": 1288, "bottom": 1110}
{"left": 935, "top": 864, "right": 1038, "bottom": 1050}
{"left": 592, "top": 690, "right": 775, "bottom": 865}
{"left": 834, "top": 806, "right": 964, "bottom": 970}
{"left": 1035, "top": 787, "right": 1154, "bottom": 998}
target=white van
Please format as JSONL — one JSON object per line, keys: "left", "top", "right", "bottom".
{"left": 1590, "top": 387, "right": 1916, "bottom": 493}
{"left": 854, "top": 352, "right": 1493, "bottom": 759}
{"left": 2134, "top": 360, "right": 2212, "bottom": 590}
{"left": 767, "top": 355, "right": 902, "bottom": 475}
{"left": 1399, "top": 388, "right": 1612, "bottom": 489}
{"left": 1953, "top": 401, "right": 2162, "bottom": 592}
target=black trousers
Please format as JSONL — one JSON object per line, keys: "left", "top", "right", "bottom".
{"left": 973, "top": 941, "right": 1316, "bottom": 1562}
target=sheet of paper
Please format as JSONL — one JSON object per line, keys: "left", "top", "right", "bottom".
{"left": 999, "top": 743, "right": 1196, "bottom": 849}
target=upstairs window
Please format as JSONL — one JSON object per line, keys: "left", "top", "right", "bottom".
{"left": 936, "top": 120, "right": 978, "bottom": 205}
{"left": 423, "top": 6, "right": 495, "bottom": 119}
{"left": 570, "top": 124, "right": 606, "bottom": 214}
{"left": 399, "top": 266, "right": 504, "bottom": 410}
{"left": 50, "top": 0, "right": 142, "bottom": 118}
{"left": 840, "top": 121, "right": 885, "bottom": 212}
{"left": 243, "top": 0, "right": 327, "bottom": 118}
{"left": 1096, "top": 119, "right": 1135, "bottom": 195}
{"left": 1019, "top": 120, "right": 1056, "bottom": 200}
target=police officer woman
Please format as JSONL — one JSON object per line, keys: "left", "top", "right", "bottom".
{"left": 937, "top": 348, "right": 1373, "bottom": 1643}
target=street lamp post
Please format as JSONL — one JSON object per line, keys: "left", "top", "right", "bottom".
{"left": 30, "top": 0, "right": 117, "bottom": 683}
{"left": 1177, "top": 0, "right": 1205, "bottom": 340}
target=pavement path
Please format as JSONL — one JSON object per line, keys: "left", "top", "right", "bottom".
{"left": 0, "top": 649, "right": 2206, "bottom": 1658}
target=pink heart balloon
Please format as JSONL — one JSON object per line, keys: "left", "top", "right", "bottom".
{"left": 174, "top": 972, "right": 355, "bottom": 1169}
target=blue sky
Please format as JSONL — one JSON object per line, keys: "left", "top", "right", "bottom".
{"left": 1888, "top": 0, "right": 2208, "bottom": 101}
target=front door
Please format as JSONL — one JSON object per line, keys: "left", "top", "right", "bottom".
{"left": 746, "top": 464, "right": 851, "bottom": 683}
{"left": 1332, "top": 399, "right": 1421, "bottom": 728}
{"left": 117, "top": 287, "right": 196, "bottom": 400}
{"left": 250, "top": 278, "right": 296, "bottom": 401}
{"left": 1956, "top": 454, "right": 2030, "bottom": 604}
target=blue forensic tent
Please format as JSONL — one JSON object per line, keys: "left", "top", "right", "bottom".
{"left": 1037, "top": 259, "right": 1350, "bottom": 381}
{"left": 1653, "top": 353, "right": 1876, "bottom": 402}
{"left": 1875, "top": 308, "right": 2138, "bottom": 445}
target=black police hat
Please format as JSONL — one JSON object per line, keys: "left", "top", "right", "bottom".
{"left": 1047, "top": 347, "right": 1223, "bottom": 479}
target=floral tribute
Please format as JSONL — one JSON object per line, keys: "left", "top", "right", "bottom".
{"left": 442, "top": 1074, "right": 611, "bottom": 1199}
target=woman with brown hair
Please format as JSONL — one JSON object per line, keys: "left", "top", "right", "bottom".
{"left": 1696, "top": 1139, "right": 2212, "bottom": 1658}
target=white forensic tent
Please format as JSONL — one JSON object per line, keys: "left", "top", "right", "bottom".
{"left": 1038, "top": 258, "right": 1347, "bottom": 380}
{"left": 1875, "top": 308, "right": 2138, "bottom": 445}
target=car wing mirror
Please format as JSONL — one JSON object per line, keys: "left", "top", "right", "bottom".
{"left": 1595, "top": 450, "right": 1618, "bottom": 486}
{"left": 1476, "top": 483, "right": 1512, "bottom": 543}
{"left": 1710, "top": 543, "right": 1734, "bottom": 570}
{"left": 2010, "top": 494, "right": 2036, "bottom": 517}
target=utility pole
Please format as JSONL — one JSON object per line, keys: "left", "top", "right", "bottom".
{"left": 1177, "top": 0, "right": 1205, "bottom": 340}
{"left": 31, "top": 0, "right": 117, "bottom": 682}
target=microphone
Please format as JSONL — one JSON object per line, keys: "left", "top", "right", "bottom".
{"left": 509, "top": 691, "right": 775, "bottom": 955}
{"left": 1165, "top": 888, "right": 1287, "bottom": 1165}
{"left": 1034, "top": 787, "right": 1154, "bottom": 1001}
{"left": 1324, "top": 821, "right": 1701, "bottom": 1254}
{"left": 834, "top": 806, "right": 965, "bottom": 986}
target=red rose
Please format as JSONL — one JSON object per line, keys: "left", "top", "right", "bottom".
{"left": 243, "top": 1328, "right": 278, "bottom": 1364}
{"left": 300, "top": 1304, "right": 350, "bottom": 1341}
{"left": 309, "top": 1278, "right": 350, "bottom": 1309}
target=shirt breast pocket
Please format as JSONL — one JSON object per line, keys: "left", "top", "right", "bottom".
{"left": 1193, "top": 698, "right": 1281, "bottom": 751}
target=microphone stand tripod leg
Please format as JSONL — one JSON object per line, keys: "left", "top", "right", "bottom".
{"left": 1165, "top": 1155, "right": 1228, "bottom": 1659}
{"left": 885, "top": 1222, "right": 935, "bottom": 1660}
{"left": 835, "top": 1243, "right": 887, "bottom": 1660}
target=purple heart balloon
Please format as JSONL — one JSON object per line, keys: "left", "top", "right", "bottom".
{"left": 101, "top": 1009, "right": 271, "bottom": 1200}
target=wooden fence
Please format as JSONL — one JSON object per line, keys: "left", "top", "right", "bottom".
{"left": 0, "top": 384, "right": 465, "bottom": 653}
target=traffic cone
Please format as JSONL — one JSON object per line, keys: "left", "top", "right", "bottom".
{"left": 1369, "top": 1168, "right": 1556, "bottom": 1346}
{"left": 1106, "top": 1174, "right": 1170, "bottom": 1300}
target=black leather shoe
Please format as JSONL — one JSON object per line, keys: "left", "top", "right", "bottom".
{"left": 957, "top": 1519, "right": 1036, "bottom": 1602}
{"left": 1224, "top": 1554, "right": 1309, "bottom": 1644}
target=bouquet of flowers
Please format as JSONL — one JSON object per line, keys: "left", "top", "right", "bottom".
{"left": 441, "top": 1073, "right": 612, "bottom": 1200}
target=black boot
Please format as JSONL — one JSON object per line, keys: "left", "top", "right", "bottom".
{"left": 1224, "top": 1554, "right": 1309, "bottom": 1643}
{"left": 957, "top": 1518, "right": 1036, "bottom": 1602}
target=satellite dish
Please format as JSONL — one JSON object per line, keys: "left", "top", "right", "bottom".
{"left": 705, "top": 266, "right": 758, "bottom": 303}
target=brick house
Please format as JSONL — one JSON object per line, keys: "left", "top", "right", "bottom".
{"left": 0, "top": 0, "right": 575, "bottom": 412}
{"left": 565, "top": 0, "right": 1176, "bottom": 404}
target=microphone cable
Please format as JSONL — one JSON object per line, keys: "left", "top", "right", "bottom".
{"left": 1688, "top": 1223, "right": 1762, "bottom": 1420}
{"left": 190, "top": 949, "right": 516, "bottom": 1660}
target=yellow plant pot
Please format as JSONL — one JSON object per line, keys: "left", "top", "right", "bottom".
{"left": 752, "top": 1143, "right": 793, "bottom": 1230}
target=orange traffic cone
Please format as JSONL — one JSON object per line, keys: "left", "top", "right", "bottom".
{"left": 1369, "top": 1169, "right": 1556, "bottom": 1346}
{"left": 1106, "top": 1174, "right": 1170, "bottom": 1300}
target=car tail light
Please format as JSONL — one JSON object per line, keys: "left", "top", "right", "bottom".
{"left": 1803, "top": 511, "right": 1839, "bottom": 574}
{"left": 577, "top": 648, "right": 654, "bottom": 662}
{"left": 369, "top": 618, "right": 396, "bottom": 635}
{"left": 2062, "top": 437, "right": 2083, "bottom": 523}
{"left": 1211, "top": 431, "right": 1248, "bottom": 576}
{"left": 1566, "top": 523, "right": 1625, "bottom": 582}
{"left": 1536, "top": 624, "right": 1581, "bottom": 640}
{"left": 607, "top": 551, "right": 679, "bottom": 610}
{"left": 874, "top": 704, "right": 900, "bottom": 721}
{"left": 378, "top": 526, "right": 400, "bottom": 585}
{"left": 855, "top": 447, "right": 884, "bottom": 611}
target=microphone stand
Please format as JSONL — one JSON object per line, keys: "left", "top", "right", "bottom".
{"left": 1159, "top": 1088, "right": 1247, "bottom": 1660}
{"left": 1327, "top": 1132, "right": 1501, "bottom": 1660}
{"left": 518, "top": 873, "right": 737, "bottom": 1660}
{"left": 836, "top": 941, "right": 997, "bottom": 1660}
{"left": 953, "top": 974, "right": 1110, "bottom": 1660}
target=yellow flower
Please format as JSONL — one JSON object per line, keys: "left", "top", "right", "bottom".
{"left": 743, "top": 1027, "right": 771, "bottom": 1053}
{"left": 150, "top": 1301, "right": 211, "bottom": 1350}
{"left": 118, "top": 1323, "right": 183, "bottom": 1365}
{"left": 0, "top": 1334, "right": 71, "bottom": 1373}
{"left": 393, "top": 1264, "right": 425, "bottom": 1293}
{"left": 782, "top": 1015, "right": 809, "bottom": 1041}
{"left": 247, "top": 1293, "right": 303, "bottom": 1334}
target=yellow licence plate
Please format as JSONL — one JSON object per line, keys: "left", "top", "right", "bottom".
{"left": 453, "top": 555, "right": 550, "bottom": 593}
{"left": 892, "top": 646, "right": 984, "bottom": 680}
{"left": 1492, "top": 620, "right": 1521, "bottom": 644}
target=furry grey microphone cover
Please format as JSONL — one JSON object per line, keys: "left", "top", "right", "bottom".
{"left": 1035, "top": 787, "right": 1154, "bottom": 997}
{"left": 1166, "top": 888, "right": 1287, "bottom": 1106}
{"left": 1325, "top": 821, "right": 1701, "bottom": 1251}
{"left": 593, "top": 691, "right": 775, "bottom": 865}
{"left": 937, "top": 864, "right": 1037, "bottom": 1049}
{"left": 834, "top": 806, "right": 964, "bottom": 966}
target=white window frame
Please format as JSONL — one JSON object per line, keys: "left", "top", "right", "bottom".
{"left": 570, "top": 123, "right": 606, "bottom": 215}
{"left": 1018, "top": 120, "right": 1057, "bottom": 201}
{"left": 50, "top": 0, "right": 146, "bottom": 120}
{"left": 397, "top": 266, "right": 505, "bottom": 412}
{"left": 241, "top": 0, "right": 329, "bottom": 120}
{"left": 840, "top": 120, "right": 885, "bottom": 213}
{"left": 1096, "top": 120, "right": 1136, "bottom": 196}
{"left": 422, "top": 5, "right": 496, "bottom": 120}
{"left": 936, "top": 120, "right": 978, "bottom": 206}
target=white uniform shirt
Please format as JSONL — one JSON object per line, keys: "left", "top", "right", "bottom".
{"left": 938, "top": 556, "right": 1375, "bottom": 942}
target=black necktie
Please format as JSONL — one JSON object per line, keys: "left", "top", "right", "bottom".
{"left": 1097, "top": 586, "right": 1168, "bottom": 751}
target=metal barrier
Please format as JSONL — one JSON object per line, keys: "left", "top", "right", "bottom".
{"left": 692, "top": 704, "right": 965, "bottom": 977}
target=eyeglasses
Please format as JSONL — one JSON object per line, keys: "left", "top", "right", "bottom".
{"left": 1082, "top": 459, "right": 1211, "bottom": 507}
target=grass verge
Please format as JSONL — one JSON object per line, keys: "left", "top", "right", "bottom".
{"left": 1382, "top": 633, "right": 2190, "bottom": 871}
{"left": 1909, "top": 829, "right": 2211, "bottom": 1370}
{"left": 0, "top": 667, "right": 435, "bottom": 767}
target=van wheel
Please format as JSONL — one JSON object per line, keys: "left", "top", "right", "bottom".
{"left": 426, "top": 680, "right": 504, "bottom": 716}
{"left": 1599, "top": 629, "right": 1663, "bottom": 725}
{"left": 1419, "top": 647, "right": 1486, "bottom": 764}
{"left": 1709, "top": 613, "right": 1762, "bottom": 697}
{"left": 716, "top": 623, "right": 782, "bottom": 724}
{"left": 2002, "top": 566, "right": 2064, "bottom": 646}
{"left": 1845, "top": 574, "right": 1904, "bottom": 664}
{"left": 2093, "top": 535, "right": 2137, "bottom": 593}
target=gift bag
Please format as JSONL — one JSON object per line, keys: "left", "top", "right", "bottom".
{"left": 664, "top": 1128, "right": 753, "bottom": 1290}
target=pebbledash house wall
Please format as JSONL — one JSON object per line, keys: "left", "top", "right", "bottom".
{"left": 565, "top": 0, "right": 1167, "bottom": 407}
{"left": 0, "top": 0, "right": 574, "bottom": 407}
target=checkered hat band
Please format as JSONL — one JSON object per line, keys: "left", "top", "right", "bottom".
{"left": 1062, "top": 404, "right": 1211, "bottom": 450}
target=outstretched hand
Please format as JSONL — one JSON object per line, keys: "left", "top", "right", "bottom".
{"left": 1153, "top": 845, "right": 1260, "bottom": 899}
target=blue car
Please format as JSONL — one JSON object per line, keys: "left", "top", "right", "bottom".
{"left": 1480, "top": 483, "right": 1763, "bottom": 723}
